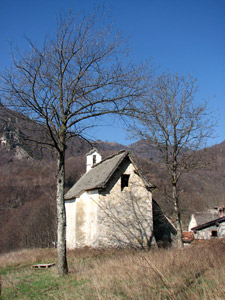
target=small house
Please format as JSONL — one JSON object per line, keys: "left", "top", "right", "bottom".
{"left": 64, "top": 149, "right": 176, "bottom": 249}
{"left": 189, "top": 207, "right": 225, "bottom": 240}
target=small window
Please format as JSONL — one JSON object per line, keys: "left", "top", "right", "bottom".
{"left": 121, "top": 174, "right": 130, "bottom": 191}
{"left": 211, "top": 230, "right": 218, "bottom": 238}
{"left": 93, "top": 155, "right": 96, "bottom": 165}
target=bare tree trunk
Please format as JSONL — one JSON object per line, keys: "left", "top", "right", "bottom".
{"left": 172, "top": 182, "right": 183, "bottom": 248}
{"left": 56, "top": 148, "right": 68, "bottom": 275}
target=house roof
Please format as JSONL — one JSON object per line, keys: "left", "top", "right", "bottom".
{"left": 64, "top": 150, "right": 155, "bottom": 200}
{"left": 192, "top": 210, "right": 219, "bottom": 225}
{"left": 191, "top": 216, "right": 225, "bottom": 231}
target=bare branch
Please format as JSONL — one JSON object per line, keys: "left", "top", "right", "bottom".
{"left": 0, "top": 9, "right": 151, "bottom": 274}
{"left": 128, "top": 72, "right": 215, "bottom": 248}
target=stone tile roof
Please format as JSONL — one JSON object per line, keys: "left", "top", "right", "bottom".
{"left": 64, "top": 150, "right": 155, "bottom": 200}
{"left": 193, "top": 210, "right": 219, "bottom": 225}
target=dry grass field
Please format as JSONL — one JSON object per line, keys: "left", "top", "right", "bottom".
{"left": 0, "top": 239, "right": 225, "bottom": 299}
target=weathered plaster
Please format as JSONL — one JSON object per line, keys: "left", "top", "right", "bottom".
{"left": 65, "top": 199, "right": 76, "bottom": 249}
{"left": 65, "top": 190, "right": 99, "bottom": 248}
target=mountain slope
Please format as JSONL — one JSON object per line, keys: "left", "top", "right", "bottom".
{"left": 0, "top": 105, "right": 225, "bottom": 253}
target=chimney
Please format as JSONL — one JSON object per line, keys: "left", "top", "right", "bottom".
{"left": 86, "top": 148, "right": 102, "bottom": 172}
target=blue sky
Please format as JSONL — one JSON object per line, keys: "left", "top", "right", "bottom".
{"left": 0, "top": 0, "right": 225, "bottom": 146}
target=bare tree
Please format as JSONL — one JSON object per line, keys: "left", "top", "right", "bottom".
{"left": 1, "top": 10, "right": 149, "bottom": 274}
{"left": 129, "top": 73, "right": 214, "bottom": 248}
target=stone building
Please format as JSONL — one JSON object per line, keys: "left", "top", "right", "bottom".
{"left": 65, "top": 149, "right": 176, "bottom": 249}
{"left": 189, "top": 207, "right": 225, "bottom": 240}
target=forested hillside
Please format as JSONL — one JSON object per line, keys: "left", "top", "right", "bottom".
{"left": 0, "top": 105, "right": 225, "bottom": 253}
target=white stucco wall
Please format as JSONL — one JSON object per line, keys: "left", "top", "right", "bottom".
{"left": 65, "top": 199, "right": 76, "bottom": 249}
{"left": 78, "top": 190, "right": 99, "bottom": 247}
{"left": 65, "top": 190, "right": 99, "bottom": 248}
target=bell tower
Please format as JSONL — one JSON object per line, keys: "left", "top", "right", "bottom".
{"left": 86, "top": 148, "right": 102, "bottom": 172}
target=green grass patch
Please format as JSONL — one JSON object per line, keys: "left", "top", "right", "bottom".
{"left": 1, "top": 267, "right": 87, "bottom": 300}
{"left": 0, "top": 263, "right": 30, "bottom": 275}
{"left": 2, "top": 269, "right": 56, "bottom": 299}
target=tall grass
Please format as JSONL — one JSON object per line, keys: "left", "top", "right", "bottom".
{"left": 0, "top": 239, "right": 225, "bottom": 299}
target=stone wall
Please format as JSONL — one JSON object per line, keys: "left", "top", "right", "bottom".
{"left": 194, "top": 223, "right": 225, "bottom": 239}
{"left": 97, "top": 157, "right": 154, "bottom": 249}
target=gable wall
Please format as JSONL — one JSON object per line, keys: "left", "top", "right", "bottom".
{"left": 97, "top": 158, "right": 154, "bottom": 248}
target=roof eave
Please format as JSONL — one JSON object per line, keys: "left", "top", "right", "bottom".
{"left": 191, "top": 216, "right": 225, "bottom": 231}
{"left": 65, "top": 184, "right": 106, "bottom": 201}
{"left": 129, "top": 153, "right": 156, "bottom": 189}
